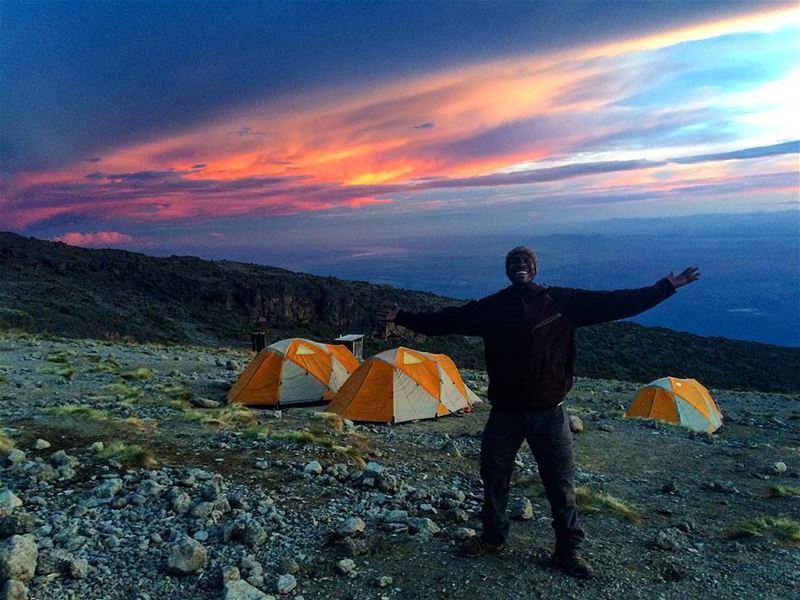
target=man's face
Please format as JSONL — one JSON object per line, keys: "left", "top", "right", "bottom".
{"left": 506, "top": 252, "right": 534, "bottom": 285}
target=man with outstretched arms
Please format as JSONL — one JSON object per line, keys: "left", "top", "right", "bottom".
{"left": 377, "top": 246, "right": 700, "bottom": 579}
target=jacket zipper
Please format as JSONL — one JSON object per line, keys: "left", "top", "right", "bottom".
{"left": 532, "top": 312, "right": 562, "bottom": 333}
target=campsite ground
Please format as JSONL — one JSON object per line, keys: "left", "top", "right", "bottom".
{"left": 0, "top": 332, "right": 798, "bottom": 599}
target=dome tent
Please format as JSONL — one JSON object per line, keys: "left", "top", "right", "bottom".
{"left": 625, "top": 377, "right": 722, "bottom": 433}
{"left": 227, "top": 338, "right": 359, "bottom": 406}
{"left": 325, "top": 347, "right": 479, "bottom": 424}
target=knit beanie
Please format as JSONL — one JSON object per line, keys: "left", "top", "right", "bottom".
{"left": 505, "top": 246, "right": 538, "bottom": 276}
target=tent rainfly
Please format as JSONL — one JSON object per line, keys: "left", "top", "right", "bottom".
{"left": 227, "top": 338, "right": 359, "bottom": 406}
{"left": 625, "top": 377, "right": 722, "bottom": 433}
{"left": 325, "top": 346, "right": 480, "bottom": 424}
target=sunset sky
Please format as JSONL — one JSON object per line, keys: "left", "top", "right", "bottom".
{"left": 1, "top": 0, "right": 798, "bottom": 257}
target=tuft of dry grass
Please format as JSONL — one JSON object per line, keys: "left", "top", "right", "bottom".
{"left": 727, "top": 516, "right": 800, "bottom": 546}
{"left": 575, "top": 485, "right": 641, "bottom": 524}
{"left": 95, "top": 442, "right": 157, "bottom": 467}
{"left": 120, "top": 367, "right": 155, "bottom": 381}
{"left": 175, "top": 404, "right": 258, "bottom": 430}
{"left": 123, "top": 416, "right": 158, "bottom": 431}
{"left": 312, "top": 411, "right": 345, "bottom": 433}
{"left": 103, "top": 382, "right": 143, "bottom": 404}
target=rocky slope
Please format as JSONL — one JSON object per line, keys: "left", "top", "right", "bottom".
{"left": 1, "top": 232, "right": 799, "bottom": 393}
{"left": 1, "top": 332, "right": 798, "bottom": 599}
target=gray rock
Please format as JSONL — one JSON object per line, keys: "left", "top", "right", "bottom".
{"left": 225, "top": 360, "right": 240, "bottom": 371}
{"left": 0, "top": 535, "right": 38, "bottom": 582}
{"left": 453, "top": 527, "right": 476, "bottom": 541}
{"left": 304, "top": 461, "right": 323, "bottom": 476}
{"left": 4, "top": 450, "right": 26, "bottom": 467}
{"left": 33, "top": 440, "right": 51, "bottom": 451}
{"left": 440, "top": 439, "right": 462, "bottom": 457}
{"left": 92, "top": 478, "right": 123, "bottom": 499}
{"left": 166, "top": 537, "right": 207, "bottom": 574}
{"left": 382, "top": 510, "right": 408, "bottom": 524}
{"left": 89, "top": 442, "right": 104, "bottom": 453}
{"left": 68, "top": 558, "right": 88, "bottom": 579}
{"left": 337, "top": 517, "right": 366, "bottom": 538}
{"left": 509, "top": 497, "right": 534, "bottom": 520}
{"left": 376, "top": 576, "right": 393, "bottom": 588}
{"left": 48, "top": 450, "right": 77, "bottom": 468}
{"left": 171, "top": 493, "right": 191, "bottom": 514}
{"left": 445, "top": 508, "right": 469, "bottom": 523}
{"left": 338, "top": 537, "right": 367, "bottom": 557}
{"left": 224, "top": 579, "right": 274, "bottom": 600}
{"left": 189, "top": 396, "right": 222, "bottom": 409}
{"left": 275, "top": 574, "right": 297, "bottom": 595}
{"left": 408, "top": 517, "right": 441, "bottom": 537}
{"left": 190, "top": 501, "right": 215, "bottom": 519}
{"left": 0, "top": 490, "right": 22, "bottom": 515}
{"left": 568, "top": 415, "right": 584, "bottom": 433}
{"left": 0, "top": 513, "right": 34, "bottom": 537}
{"left": 336, "top": 559, "right": 356, "bottom": 574}
{"left": 277, "top": 557, "right": 299, "bottom": 575}
{"left": 654, "top": 528, "right": 683, "bottom": 551}
{"left": 1, "top": 579, "right": 28, "bottom": 600}
{"left": 598, "top": 423, "right": 615, "bottom": 432}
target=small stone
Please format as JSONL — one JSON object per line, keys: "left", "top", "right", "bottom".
{"left": 225, "top": 360, "right": 239, "bottom": 371}
{"left": 453, "top": 527, "right": 476, "bottom": 541}
{"left": 654, "top": 528, "right": 682, "bottom": 551}
{"left": 337, "top": 517, "right": 366, "bottom": 538}
{"left": 338, "top": 537, "right": 368, "bottom": 557}
{"left": 193, "top": 530, "right": 209, "bottom": 542}
{"left": 304, "top": 461, "right": 323, "bottom": 476}
{"left": 48, "top": 450, "right": 76, "bottom": 468}
{"left": 89, "top": 442, "right": 104, "bottom": 453}
{"left": 445, "top": 508, "right": 469, "bottom": 524}
{"left": 773, "top": 461, "right": 788, "bottom": 474}
{"left": 33, "top": 440, "right": 51, "bottom": 451}
{"left": 221, "top": 565, "right": 240, "bottom": 583}
{"left": 92, "top": 478, "right": 123, "bottom": 499}
{"left": 68, "top": 558, "right": 88, "bottom": 579}
{"left": 336, "top": 559, "right": 356, "bottom": 574}
{"left": 439, "top": 439, "right": 462, "bottom": 457}
{"left": 171, "top": 493, "right": 191, "bottom": 514}
{"left": 509, "top": 497, "right": 534, "bottom": 520}
{"left": 275, "top": 573, "right": 297, "bottom": 595}
{"left": 376, "top": 576, "right": 393, "bottom": 588}
{"left": 568, "top": 415, "right": 584, "bottom": 433}
{"left": 598, "top": 423, "right": 615, "bottom": 432}
{"left": 4, "top": 450, "right": 26, "bottom": 466}
{"left": 408, "top": 517, "right": 440, "bottom": 537}
{"left": 277, "top": 557, "right": 299, "bottom": 575}
{"left": 166, "top": 537, "right": 207, "bottom": 574}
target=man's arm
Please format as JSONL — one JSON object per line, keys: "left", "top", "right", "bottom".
{"left": 377, "top": 301, "right": 485, "bottom": 337}
{"left": 562, "top": 266, "right": 700, "bottom": 327}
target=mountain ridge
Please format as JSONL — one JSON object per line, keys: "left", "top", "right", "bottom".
{"left": 1, "top": 231, "right": 798, "bottom": 392}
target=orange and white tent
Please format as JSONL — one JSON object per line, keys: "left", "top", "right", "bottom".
{"left": 625, "top": 377, "right": 723, "bottom": 433}
{"left": 227, "top": 338, "right": 359, "bottom": 406}
{"left": 326, "top": 347, "right": 480, "bottom": 424}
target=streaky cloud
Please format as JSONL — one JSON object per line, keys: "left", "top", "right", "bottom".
{"left": 670, "top": 140, "right": 799, "bottom": 164}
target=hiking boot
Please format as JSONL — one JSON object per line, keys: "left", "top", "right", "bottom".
{"left": 459, "top": 536, "right": 507, "bottom": 557}
{"left": 552, "top": 551, "right": 594, "bottom": 579}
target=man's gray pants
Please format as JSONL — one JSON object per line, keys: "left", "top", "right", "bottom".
{"left": 479, "top": 404, "right": 585, "bottom": 554}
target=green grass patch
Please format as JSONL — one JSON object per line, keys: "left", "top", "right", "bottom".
{"left": 123, "top": 416, "right": 158, "bottom": 431}
{"left": 96, "top": 442, "right": 157, "bottom": 467}
{"left": 767, "top": 485, "right": 800, "bottom": 498}
{"left": 727, "top": 516, "right": 800, "bottom": 546}
{"left": 120, "top": 367, "right": 155, "bottom": 381}
{"left": 155, "top": 383, "right": 191, "bottom": 402}
{"left": 47, "top": 405, "right": 111, "bottom": 421}
{"left": 88, "top": 357, "right": 122, "bottom": 374}
{"left": 103, "top": 382, "right": 143, "bottom": 404}
{"left": 576, "top": 485, "right": 641, "bottom": 524}
{"left": 45, "top": 350, "right": 73, "bottom": 364}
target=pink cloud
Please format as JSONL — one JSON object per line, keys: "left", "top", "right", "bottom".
{"left": 53, "top": 231, "right": 134, "bottom": 247}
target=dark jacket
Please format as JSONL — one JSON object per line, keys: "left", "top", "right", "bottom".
{"left": 395, "top": 279, "right": 676, "bottom": 412}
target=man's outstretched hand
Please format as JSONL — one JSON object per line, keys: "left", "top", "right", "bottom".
{"left": 377, "top": 303, "right": 400, "bottom": 322}
{"left": 666, "top": 266, "right": 701, "bottom": 289}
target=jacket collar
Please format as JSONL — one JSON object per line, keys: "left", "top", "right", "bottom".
{"left": 504, "top": 282, "right": 547, "bottom": 299}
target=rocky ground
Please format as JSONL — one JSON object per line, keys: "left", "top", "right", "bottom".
{"left": 0, "top": 332, "right": 798, "bottom": 600}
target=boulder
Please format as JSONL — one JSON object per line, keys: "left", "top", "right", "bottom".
{"left": 0, "top": 535, "right": 38, "bottom": 582}
{"left": 166, "top": 537, "right": 207, "bottom": 574}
